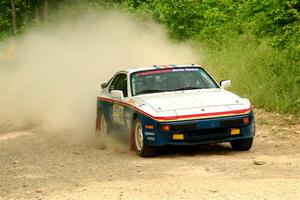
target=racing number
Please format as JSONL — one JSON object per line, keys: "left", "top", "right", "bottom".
{"left": 112, "top": 104, "right": 125, "bottom": 125}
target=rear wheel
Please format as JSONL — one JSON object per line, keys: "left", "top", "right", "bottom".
{"left": 230, "top": 138, "right": 253, "bottom": 151}
{"left": 134, "top": 119, "right": 157, "bottom": 157}
{"left": 96, "top": 114, "right": 108, "bottom": 137}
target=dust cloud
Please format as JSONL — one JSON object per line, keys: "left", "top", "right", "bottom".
{"left": 0, "top": 11, "right": 196, "bottom": 146}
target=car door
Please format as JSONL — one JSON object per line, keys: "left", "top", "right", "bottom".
{"left": 108, "top": 73, "right": 128, "bottom": 126}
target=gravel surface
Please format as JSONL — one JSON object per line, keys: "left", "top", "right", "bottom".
{"left": 1, "top": 109, "right": 299, "bottom": 200}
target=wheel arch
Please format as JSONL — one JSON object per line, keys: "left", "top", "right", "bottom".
{"left": 132, "top": 112, "right": 138, "bottom": 124}
{"left": 130, "top": 112, "right": 139, "bottom": 151}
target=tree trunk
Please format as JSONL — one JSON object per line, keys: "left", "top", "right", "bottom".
{"left": 44, "top": 0, "right": 48, "bottom": 24}
{"left": 11, "top": 0, "right": 17, "bottom": 34}
{"left": 35, "top": 0, "right": 40, "bottom": 23}
{"left": 24, "top": 0, "right": 29, "bottom": 26}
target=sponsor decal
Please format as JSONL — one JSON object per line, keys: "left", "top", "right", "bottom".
{"left": 112, "top": 104, "right": 125, "bottom": 125}
{"left": 135, "top": 69, "right": 172, "bottom": 76}
{"left": 125, "top": 112, "right": 131, "bottom": 118}
{"left": 134, "top": 68, "right": 199, "bottom": 77}
{"left": 171, "top": 68, "right": 184, "bottom": 72}
{"left": 147, "top": 137, "right": 155, "bottom": 141}
{"left": 138, "top": 104, "right": 146, "bottom": 108}
{"left": 128, "top": 99, "right": 135, "bottom": 104}
{"left": 131, "top": 76, "right": 136, "bottom": 94}
{"left": 184, "top": 68, "right": 199, "bottom": 71}
{"left": 145, "top": 131, "right": 155, "bottom": 136}
{"left": 172, "top": 68, "right": 199, "bottom": 72}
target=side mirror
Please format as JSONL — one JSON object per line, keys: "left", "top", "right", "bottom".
{"left": 101, "top": 83, "right": 108, "bottom": 89}
{"left": 111, "top": 90, "right": 124, "bottom": 101}
{"left": 220, "top": 80, "right": 231, "bottom": 89}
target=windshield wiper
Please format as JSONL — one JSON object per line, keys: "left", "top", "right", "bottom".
{"left": 136, "top": 89, "right": 166, "bottom": 95}
{"left": 171, "top": 87, "right": 202, "bottom": 91}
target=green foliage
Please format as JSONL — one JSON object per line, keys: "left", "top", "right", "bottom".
{"left": 122, "top": 0, "right": 300, "bottom": 48}
{"left": 121, "top": 0, "right": 240, "bottom": 41}
{"left": 0, "top": 0, "right": 13, "bottom": 40}
{"left": 199, "top": 34, "right": 300, "bottom": 114}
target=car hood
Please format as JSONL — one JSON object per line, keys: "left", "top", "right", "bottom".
{"left": 135, "top": 89, "right": 251, "bottom": 117}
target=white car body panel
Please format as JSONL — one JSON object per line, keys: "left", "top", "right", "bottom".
{"left": 133, "top": 89, "right": 250, "bottom": 118}
{"left": 98, "top": 64, "right": 252, "bottom": 121}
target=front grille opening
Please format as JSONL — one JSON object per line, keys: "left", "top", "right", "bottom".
{"left": 220, "top": 118, "right": 248, "bottom": 127}
{"left": 187, "top": 128, "right": 229, "bottom": 138}
{"left": 182, "top": 128, "right": 241, "bottom": 143}
{"left": 170, "top": 123, "right": 196, "bottom": 131}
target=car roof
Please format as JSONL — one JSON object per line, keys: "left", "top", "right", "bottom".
{"left": 125, "top": 64, "right": 203, "bottom": 74}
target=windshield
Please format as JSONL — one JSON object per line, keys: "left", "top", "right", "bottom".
{"left": 130, "top": 67, "right": 218, "bottom": 96}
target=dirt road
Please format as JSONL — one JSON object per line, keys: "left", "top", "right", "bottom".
{"left": 1, "top": 109, "right": 299, "bottom": 200}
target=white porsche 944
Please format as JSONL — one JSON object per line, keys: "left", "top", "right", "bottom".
{"left": 96, "top": 64, "right": 255, "bottom": 157}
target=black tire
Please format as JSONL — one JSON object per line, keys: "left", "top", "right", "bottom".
{"left": 230, "top": 138, "right": 253, "bottom": 151}
{"left": 134, "top": 119, "right": 157, "bottom": 157}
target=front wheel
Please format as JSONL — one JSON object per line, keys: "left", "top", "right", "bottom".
{"left": 230, "top": 138, "right": 253, "bottom": 151}
{"left": 134, "top": 119, "right": 157, "bottom": 157}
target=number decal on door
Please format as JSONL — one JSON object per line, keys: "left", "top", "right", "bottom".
{"left": 112, "top": 104, "right": 125, "bottom": 125}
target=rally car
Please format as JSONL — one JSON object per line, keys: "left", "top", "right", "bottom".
{"left": 96, "top": 64, "right": 255, "bottom": 157}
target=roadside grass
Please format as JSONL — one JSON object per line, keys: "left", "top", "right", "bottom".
{"left": 196, "top": 34, "right": 300, "bottom": 116}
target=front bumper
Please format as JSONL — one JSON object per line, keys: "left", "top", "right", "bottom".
{"left": 139, "top": 112, "right": 255, "bottom": 147}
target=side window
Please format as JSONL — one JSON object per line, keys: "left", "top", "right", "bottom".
{"left": 109, "top": 74, "right": 122, "bottom": 92}
{"left": 109, "top": 73, "right": 128, "bottom": 97}
{"left": 118, "top": 77, "right": 128, "bottom": 97}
